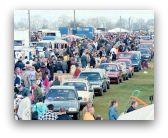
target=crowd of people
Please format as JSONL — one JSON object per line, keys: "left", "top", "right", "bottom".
{"left": 14, "top": 32, "right": 148, "bottom": 120}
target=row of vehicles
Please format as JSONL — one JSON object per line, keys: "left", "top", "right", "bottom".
{"left": 44, "top": 69, "right": 110, "bottom": 119}
{"left": 42, "top": 39, "right": 154, "bottom": 120}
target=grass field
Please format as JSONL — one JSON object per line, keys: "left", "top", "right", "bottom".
{"left": 93, "top": 60, "right": 154, "bottom": 120}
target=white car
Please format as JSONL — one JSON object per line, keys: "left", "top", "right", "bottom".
{"left": 62, "top": 79, "right": 94, "bottom": 106}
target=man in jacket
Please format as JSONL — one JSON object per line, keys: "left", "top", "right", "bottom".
{"left": 81, "top": 53, "right": 88, "bottom": 68}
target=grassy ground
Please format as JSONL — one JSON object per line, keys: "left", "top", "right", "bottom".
{"left": 93, "top": 60, "right": 154, "bottom": 120}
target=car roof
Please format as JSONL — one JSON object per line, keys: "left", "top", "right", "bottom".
{"left": 117, "top": 59, "right": 131, "bottom": 61}
{"left": 50, "top": 85, "right": 75, "bottom": 90}
{"left": 62, "top": 79, "right": 88, "bottom": 83}
{"left": 81, "top": 68, "right": 105, "bottom": 73}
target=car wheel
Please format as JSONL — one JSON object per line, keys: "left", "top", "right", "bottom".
{"left": 129, "top": 73, "right": 132, "bottom": 78}
{"left": 116, "top": 78, "right": 120, "bottom": 84}
{"left": 136, "top": 69, "right": 139, "bottom": 72}
{"left": 126, "top": 75, "right": 129, "bottom": 80}
{"left": 73, "top": 112, "right": 80, "bottom": 120}
{"left": 103, "top": 84, "right": 107, "bottom": 92}
{"left": 99, "top": 89, "right": 104, "bottom": 96}
{"left": 107, "top": 83, "right": 110, "bottom": 89}
{"left": 120, "top": 78, "right": 123, "bottom": 83}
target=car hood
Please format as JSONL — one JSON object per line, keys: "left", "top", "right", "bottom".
{"left": 45, "top": 100, "right": 79, "bottom": 111}
{"left": 89, "top": 81, "right": 102, "bottom": 85}
{"left": 107, "top": 72, "right": 119, "bottom": 76}
{"left": 132, "top": 60, "right": 139, "bottom": 65}
{"left": 77, "top": 91, "right": 91, "bottom": 98}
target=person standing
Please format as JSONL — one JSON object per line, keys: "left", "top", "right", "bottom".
{"left": 73, "top": 63, "right": 81, "bottom": 78}
{"left": 81, "top": 53, "right": 87, "bottom": 68}
{"left": 39, "top": 104, "right": 58, "bottom": 120}
{"left": 82, "top": 101, "right": 95, "bottom": 120}
{"left": 17, "top": 93, "right": 32, "bottom": 120}
{"left": 32, "top": 82, "right": 43, "bottom": 104}
{"left": 126, "top": 101, "right": 138, "bottom": 113}
{"left": 90, "top": 54, "right": 96, "bottom": 68}
{"left": 17, "top": 84, "right": 30, "bottom": 98}
{"left": 108, "top": 100, "right": 119, "bottom": 120}
{"left": 32, "top": 98, "right": 47, "bottom": 120}
{"left": 57, "top": 107, "right": 72, "bottom": 120}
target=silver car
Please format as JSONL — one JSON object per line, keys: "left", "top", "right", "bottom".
{"left": 44, "top": 86, "right": 81, "bottom": 120}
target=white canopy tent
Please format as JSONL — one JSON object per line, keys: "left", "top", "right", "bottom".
{"left": 118, "top": 104, "right": 154, "bottom": 120}
{"left": 108, "top": 28, "right": 129, "bottom": 33}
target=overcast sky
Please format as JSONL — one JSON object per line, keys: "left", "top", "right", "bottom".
{"left": 14, "top": 10, "right": 154, "bottom": 23}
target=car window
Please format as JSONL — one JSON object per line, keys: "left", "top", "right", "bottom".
{"left": 46, "top": 89, "right": 77, "bottom": 101}
{"left": 79, "top": 72, "right": 101, "bottom": 81}
{"left": 100, "top": 64, "right": 118, "bottom": 72}
{"left": 63, "top": 82, "right": 87, "bottom": 91}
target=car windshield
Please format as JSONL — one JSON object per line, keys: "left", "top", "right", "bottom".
{"left": 140, "top": 49, "right": 149, "bottom": 54}
{"left": 118, "top": 53, "right": 132, "bottom": 59}
{"left": 122, "top": 61, "right": 131, "bottom": 67}
{"left": 14, "top": 40, "right": 23, "bottom": 46}
{"left": 46, "top": 89, "right": 76, "bottom": 101}
{"left": 63, "top": 82, "right": 87, "bottom": 91}
{"left": 132, "top": 54, "right": 138, "bottom": 60}
{"left": 99, "top": 64, "right": 118, "bottom": 72}
{"left": 79, "top": 72, "right": 101, "bottom": 81}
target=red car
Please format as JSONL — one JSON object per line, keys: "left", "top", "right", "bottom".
{"left": 117, "top": 59, "right": 134, "bottom": 78}
{"left": 99, "top": 63, "right": 123, "bottom": 84}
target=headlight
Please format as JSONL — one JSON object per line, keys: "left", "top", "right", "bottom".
{"left": 68, "top": 108, "right": 77, "bottom": 112}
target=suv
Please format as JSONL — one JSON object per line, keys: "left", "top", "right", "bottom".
{"left": 130, "top": 51, "right": 142, "bottom": 72}
{"left": 99, "top": 63, "right": 123, "bottom": 84}
{"left": 139, "top": 48, "right": 151, "bottom": 61}
{"left": 44, "top": 86, "right": 81, "bottom": 120}
{"left": 78, "top": 69, "right": 110, "bottom": 96}
{"left": 62, "top": 79, "right": 94, "bottom": 106}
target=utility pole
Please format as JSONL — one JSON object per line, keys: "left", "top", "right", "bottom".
{"left": 74, "top": 10, "right": 76, "bottom": 29}
{"left": 120, "top": 16, "right": 121, "bottom": 33}
{"left": 129, "top": 17, "right": 131, "bottom": 33}
{"left": 28, "top": 10, "right": 31, "bottom": 46}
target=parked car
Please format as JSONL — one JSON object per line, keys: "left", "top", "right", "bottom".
{"left": 44, "top": 86, "right": 81, "bottom": 120}
{"left": 138, "top": 43, "right": 154, "bottom": 58}
{"left": 139, "top": 48, "right": 152, "bottom": 61}
{"left": 62, "top": 79, "right": 94, "bottom": 106}
{"left": 99, "top": 63, "right": 123, "bottom": 84}
{"left": 130, "top": 51, "right": 142, "bottom": 72}
{"left": 78, "top": 69, "right": 110, "bottom": 96}
{"left": 117, "top": 59, "right": 134, "bottom": 78}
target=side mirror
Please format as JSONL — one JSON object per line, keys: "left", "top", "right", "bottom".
{"left": 78, "top": 97, "right": 82, "bottom": 100}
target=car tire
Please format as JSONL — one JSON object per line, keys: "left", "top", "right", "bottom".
{"left": 99, "top": 89, "right": 104, "bottom": 96}
{"left": 129, "top": 73, "right": 132, "bottom": 78}
{"left": 103, "top": 84, "right": 107, "bottom": 92}
{"left": 73, "top": 112, "right": 80, "bottom": 120}
{"left": 116, "top": 78, "right": 120, "bottom": 84}
{"left": 126, "top": 75, "right": 129, "bottom": 80}
{"left": 120, "top": 78, "right": 123, "bottom": 83}
{"left": 137, "top": 69, "right": 139, "bottom": 72}
{"left": 107, "top": 83, "right": 110, "bottom": 89}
